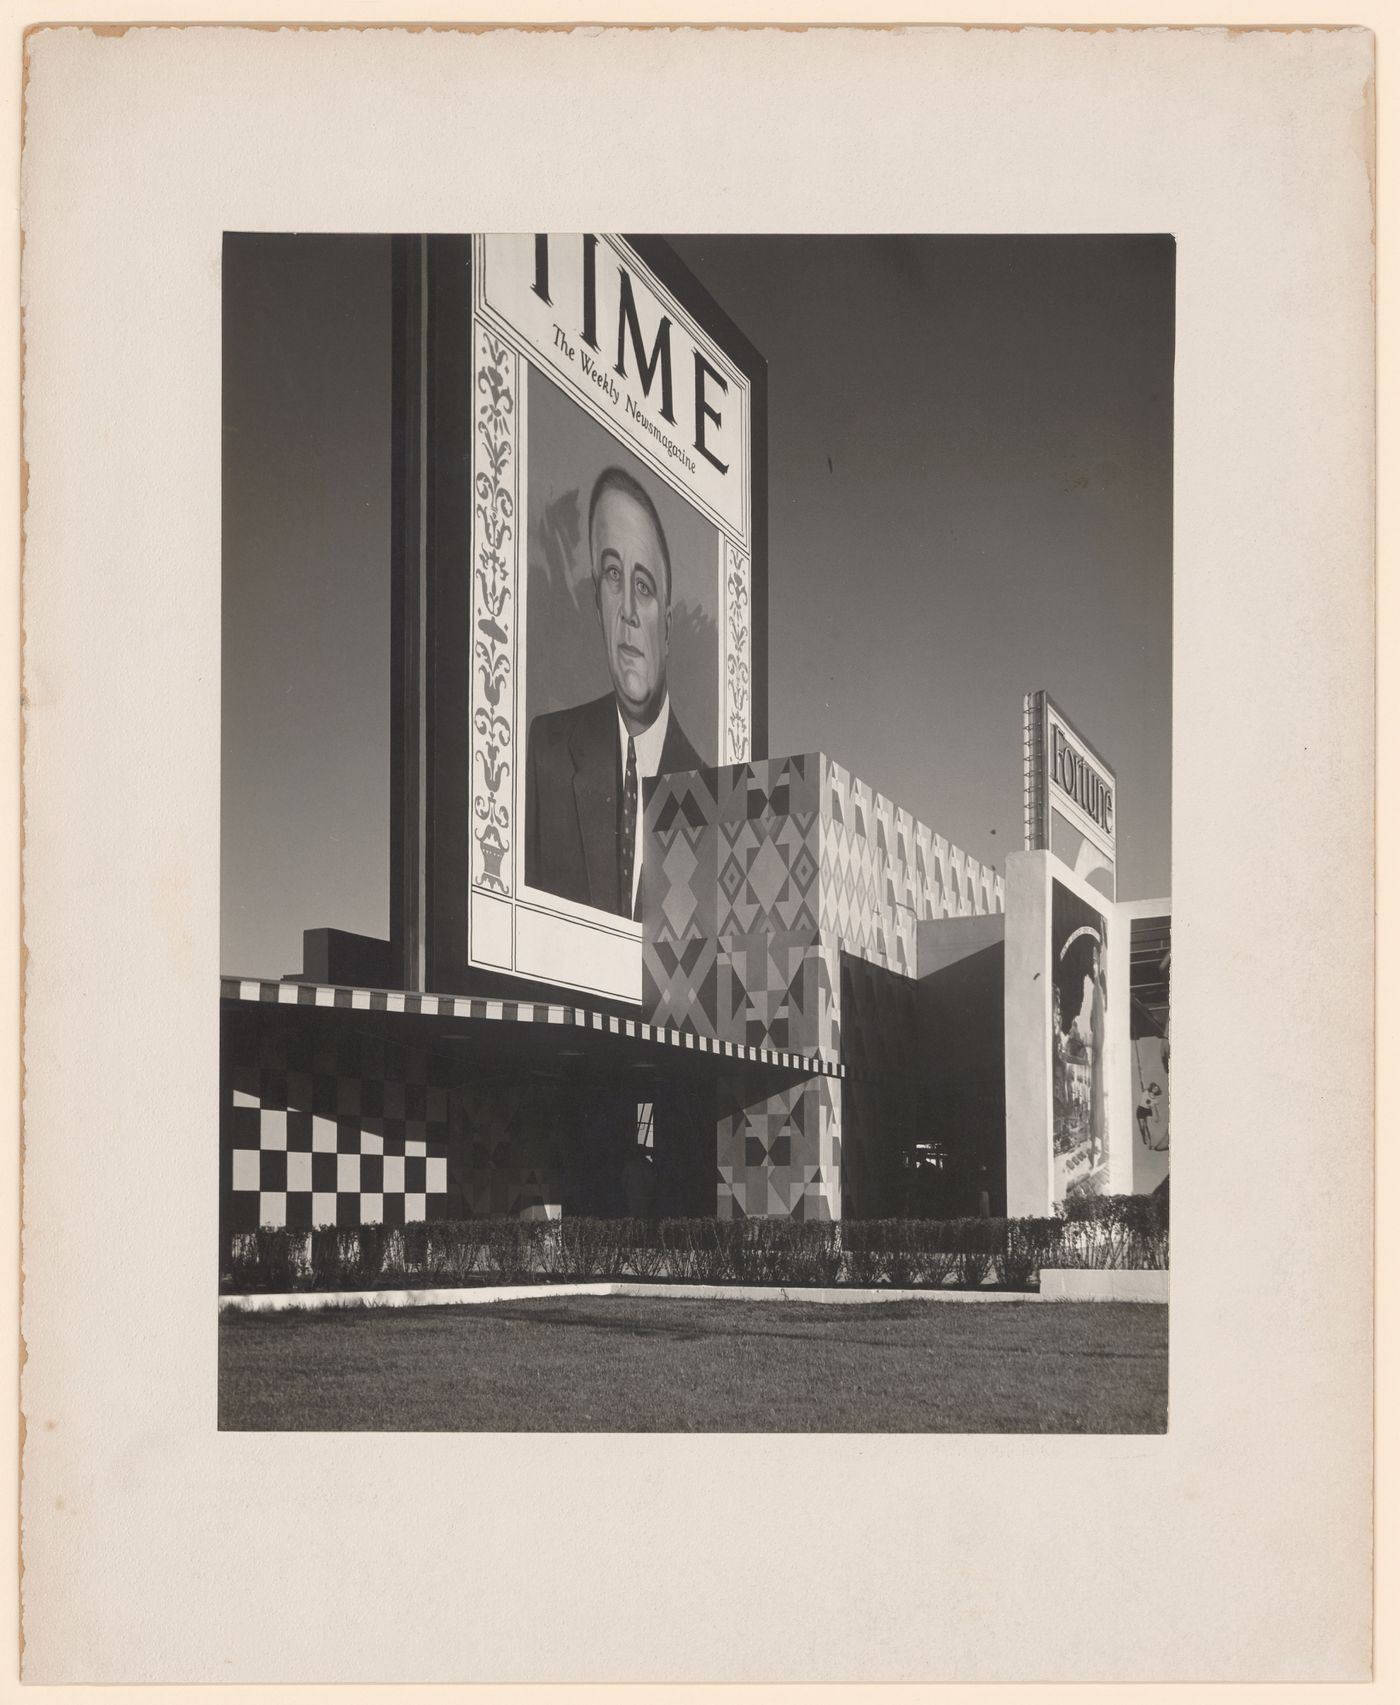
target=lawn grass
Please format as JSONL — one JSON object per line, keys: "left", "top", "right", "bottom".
{"left": 218, "top": 1296, "right": 1167, "bottom": 1433}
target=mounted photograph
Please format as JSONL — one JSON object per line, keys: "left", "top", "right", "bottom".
{"left": 218, "top": 231, "right": 1174, "bottom": 1432}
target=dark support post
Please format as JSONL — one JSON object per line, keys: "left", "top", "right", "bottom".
{"left": 390, "top": 235, "right": 428, "bottom": 991}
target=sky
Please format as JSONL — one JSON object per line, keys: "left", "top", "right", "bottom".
{"left": 223, "top": 235, "right": 392, "bottom": 978}
{"left": 669, "top": 235, "right": 1174, "bottom": 898}
{"left": 222, "top": 233, "right": 1172, "bottom": 977}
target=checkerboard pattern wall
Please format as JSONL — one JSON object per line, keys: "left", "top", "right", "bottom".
{"left": 643, "top": 750, "right": 1004, "bottom": 1218}
{"left": 221, "top": 1032, "right": 591, "bottom": 1229}
{"left": 222, "top": 1032, "right": 452, "bottom": 1232}
{"left": 221, "top": 1006, "right": 670, "bottom": 1230}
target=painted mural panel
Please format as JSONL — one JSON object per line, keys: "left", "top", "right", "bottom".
{"left": 1051, "top": 879, "right": 1108, "bottom": 1203}
{"left": 1129, "top": 910, "right": 1171, "bottom": 1194}
{"left": 1132, "top": 1033, "right": 1170, "bottom": 1195}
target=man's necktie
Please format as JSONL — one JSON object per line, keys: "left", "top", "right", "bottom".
{"left": 619, "top": 734, "right": 638, "bottom": 917}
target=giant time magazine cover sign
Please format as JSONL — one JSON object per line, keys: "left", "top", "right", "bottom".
{"left": 411, "top": 235, "right": 765, "bottom": 1004}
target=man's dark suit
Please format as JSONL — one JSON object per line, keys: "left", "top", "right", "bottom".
{"left": 524, "top": 691, "right": 702, "bottom": 916}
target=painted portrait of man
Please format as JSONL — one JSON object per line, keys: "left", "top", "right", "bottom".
{"left": 525, "top": 465, "right": 704, "bottom": 917}
{"left": 1051, "top": 881, "right": 1110, "bottom": 1202}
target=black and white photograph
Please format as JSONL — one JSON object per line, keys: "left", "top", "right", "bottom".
{"left": 218, "top": 230, "right": 1174, "bottom": 1433}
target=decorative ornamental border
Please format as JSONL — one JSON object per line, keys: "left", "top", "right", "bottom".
{"left": 1023, "top": 688, "right": 1048, "bottom": 852}
{"left": 724, "top": 540, "right": 751, "bottom": 763}
{"left": 470, "top": 325, "right": 519, "bottom": 895}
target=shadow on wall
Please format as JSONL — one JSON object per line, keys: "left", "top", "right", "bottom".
{"left": 915, "top": 935, "right": 1008, "bottom": 1217}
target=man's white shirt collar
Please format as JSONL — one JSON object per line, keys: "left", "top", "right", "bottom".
{"left": 618, "top": 694, "right": 671, "bottom": 779}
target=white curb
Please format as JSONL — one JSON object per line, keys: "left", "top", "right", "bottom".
{"left": 220, "top": 1281, "right": 616, "bottom": 1314}
{"left": 611, "top": 1282, "right": 1035, "bottom": 1305}
{"left": 219, "top": 1273, "right": 1169, "bottom": 1315}
{"left": 218, "top": 1279, "right": 1042, "bottom": 1314}
{"left": 1038, "top": 1269, "right": 1169, "bottom": 1303}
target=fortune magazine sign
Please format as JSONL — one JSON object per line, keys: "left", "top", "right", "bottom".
{"left": 1022, "top": 689, "right": 1117, "bottom": 901}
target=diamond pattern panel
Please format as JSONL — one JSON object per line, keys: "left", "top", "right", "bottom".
{"left": 715, "top": 1071, "right": 838, "bottom": 1222}
{"left": 644, "top": 755, "right": 824, "bottom": 1048}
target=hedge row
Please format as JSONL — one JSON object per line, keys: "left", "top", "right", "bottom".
{"left": 222, "top": 1195, "right": 1167, "bottom": 1294}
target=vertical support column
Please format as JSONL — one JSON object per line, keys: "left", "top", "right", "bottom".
{"left": 389, "top": 235, "right": 427, "bottom": 991}
{"left": 1110, "top": 898, "right": 1172, "bottom": 1196}
{"left": 820, "top": 1075, "right": 843, "bottom": 1220}
{"left": 1003, "top": 849, "right": 1053, "bottom": 1217}
{"left": 1106, "top": 896, "right": 1135, "bottom": 1196}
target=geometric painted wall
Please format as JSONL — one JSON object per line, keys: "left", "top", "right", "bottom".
{"left": 713, "top": 1068, "right": 841, "bottom": 1222}
{"left": 645, "top": 751, "right": 1004, "bottom": 1062}
{"left": 644, "top": 751, "right": 1004, "bottom": 1219}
